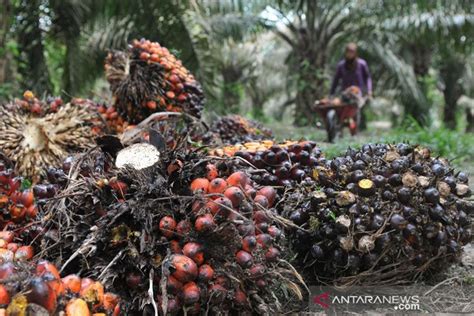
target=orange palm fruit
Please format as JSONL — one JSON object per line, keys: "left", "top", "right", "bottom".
{"left": 62, "top": 274, "right": 82, "bottom": 293}
{"left": 103, "top": 292, "right": 120, "bottom": 311}
{"left": 159, "top": 216, "right": 176, "bottom": 238}
{"left": 14, "top": 245, "right": 34, "bottom": 261}
{"left": 66, "top": 298, "right": 91, "bottom": 316}
{"left": 0, "top": 285, "right": 10, "bottom": 305}
{"left": 224, "top": 187, "right": 244, "bottom": 207}
{"left": 226, "top": 171, "right": 249, "bottom": 188}
{"left": 190, "top": 178, "right": 209, "bottom": 193}
{"left": 208, "top": 178, "right": 228, "bottom": 195}
{"left": 170, "top": 255, "right": 198, "bottom": 283}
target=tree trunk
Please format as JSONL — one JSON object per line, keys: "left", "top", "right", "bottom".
{"left": 466, "top": 108, "right": 474, "bottom": 133}
{"left": 0, "top": 0, "right": 12, "bottom": 85}
{"left": 291, "top": 38, "right": 326, "bottom": 126}
{"left": 16, "top": 0, "right": 52, "bottom": 93}
{"left": 439, "top": 56, "right": 464, "bottom": 130}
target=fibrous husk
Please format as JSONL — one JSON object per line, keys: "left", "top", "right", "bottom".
{"left": 0, "top": 92, "right": 100, "bottom": 181}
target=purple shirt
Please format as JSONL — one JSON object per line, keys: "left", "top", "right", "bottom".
{"left": 330, "top": 58, "right": 372, "bottom": 95}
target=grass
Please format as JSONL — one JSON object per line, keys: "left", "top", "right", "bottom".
{"left": 268, "top": 119, "right": 474, "bottom": 167}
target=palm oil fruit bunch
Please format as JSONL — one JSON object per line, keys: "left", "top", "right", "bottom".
{"left": 0, "top": 260, "right": 120, "bottom": 315}
{"left": 37, "top": 138, "right": 302, "bottom": 314}
{"left": 205, "top": 115, "right": 273, "bottom": 145}
{"left": 183, "top": 166, "right": 302, "bottom": 314}
{"left": 0, "top": 91, "right": 100, "bottom": 181}
{"left": 215, "top": 140, "right": 323, "bottom": 187}
{"left": 0, "top": 158, "right": 38, "bottom": 226}
{"left": 105, "top": 38, "right": 204, "bottom": 124}
{"left": 287, "top": 143, "right": 472, "bottom": 285}
{"left": 96, "top": 104, "right": 131, "bottom": 134}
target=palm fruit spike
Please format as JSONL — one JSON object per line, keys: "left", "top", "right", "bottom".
{"left": 105, "top": 38, "right": 205, "bottom": 124}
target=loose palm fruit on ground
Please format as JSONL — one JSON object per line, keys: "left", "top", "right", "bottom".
{"left": 105, "top": 38, "right": 204, "bottom": 123}
{"left": 286, "top": 143, "right": 472, "bottom": 285}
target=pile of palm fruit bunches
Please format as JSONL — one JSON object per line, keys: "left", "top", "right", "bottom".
{"left": 0, "top": 38, "right": 471, "bottom": 315}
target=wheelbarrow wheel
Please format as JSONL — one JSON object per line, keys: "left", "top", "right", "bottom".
{"left": 326, "top": 109, "right": 337, "bottom": 143}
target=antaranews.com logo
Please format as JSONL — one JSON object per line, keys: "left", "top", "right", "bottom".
{"left": 309, "top": 285, "right": 472, "bottom": 314}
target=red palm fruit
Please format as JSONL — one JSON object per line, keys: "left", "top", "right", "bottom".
{"left": 8, "top": 177, "right": 21, "bottom": 194}
{"left": 214, "top": 275, "right": 230, "bottom": 288}
{"left": 167, "top": 275, "right": 183, "bottom": 294}
{"left": 267, "top": 226, "right": 282, "bottom": 239}
{"left": 249, "top": 264, "right": 265, "bottom": 279}
{"left": 234, "top": 289, "right": 248, "bottom": 306}
{"left": 103, "top": 292, "right": 120, "bottom": 312}
{"left": 166, "top": 91, "right": 176, "bottom": 99}
{"left": 198, "top": 264, "right": 214, "bottom": 282}
{"left": 190, "top": 178, "right": 209, "bottom": 193}
{"left": 206, "top": 164, "right": 218, "bottom": 180}
{"left": 36, "top": 260, "right": 61, "bottom": 280}
{"left": 66, "top": 298, "right": 91, "bottom": 316}
{"left": 256, "top": 234, "right": 273, "bottom": 248}
{"left": 139, "top": 52, "right": 150, "bottom": 60}
{"left": 62, "top": 275, "right": 82, "bottom": 294}
{"left": 253, "top": 210, "right": 270, "bottom": 224}
{"left": 206, "top": 197, "right": 232, "bottom": 216}
{"left": 125, "top": 272, "right": 142, "bottom": 288}
{"left": 0, "top": 285, "right": 9, "bottom": 305}
{"left": 170, "top": 240, "right": 182, "bottom": 254}
{"left": 244, "top": 185, "right": 256, "bottom": 199}
{"left": 27, "top": 277, "right": 57, "bottom": 312}
{"left": 150, "top": 54, "right": 160, "bottom": 62}
{"left": 183, "top": 243, "right": 204, "bottom": 266}
{"left": 265, "top": 247, "right": 280, "bottom": 262}
{"left": 159, "top": 216, "right": 177, "bottom": 238}
{"left": 169, "top": 74, "right": 180, "bottom": 84}
{"left": 256, "top": 279, "right": 267, "bottom": 289}
{"left": 19, "top": 190, "right": 34, "bottom": 207}
{"left": 236, "top": 250, "right": 253, "bottom": 268}
{"left": 146, "top": 100, "right": 157, "bottom": 110}
{"left": 208, "top": 178, "right": 228, "bottom": 195}
{"left": 171, "top": 255, "right": 198, "bottom": 283}
{"left": 183, "top": 282, "right": 200, "bottom": 305}
{"left": 26, "top": 205, "right": 38, "bottom": 218}
{"left": 0, "top": 232, "right": 13, "bottom": 244}
{"left": 176, "top": 220, "right": 192, "bottom": 237}
{"left": 177, "top": 93, "right": 187, "bottom": 102}
{"left": 227, "top": 171, "right": 248, "bottom": 188}
{"left": 14, "top": 245, "right": 34, "bottom": 261}
{"left": 6, "top": 243, "right": 18, "bottom": 253}
{"left": 242, "top": 236, "right": 257, "bottom": 252}
{"left": 0, "top": 249, "right": 14, "bottom": 262}
{"left": 254, "top": 195, "right": 269, "bottom": 208}
{"left": 224, "top": 187, "right": 244, "bottom": 207}
{"left": 257, "top": 187, "right": 276, "bottom": 206}
{"left": 0, "top": 262, "right": 15, "bottom": 281}
{"left": 194, "top": 214, "right": 215, "bottom": 234}
{"left": 9, "top": 205, "right": 25, "bottom": 222}
{"left": 80, "top": 281, "right": 104, "bottom": 308}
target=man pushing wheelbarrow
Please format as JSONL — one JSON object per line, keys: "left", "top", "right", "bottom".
{"left": 315, "top": 43, "right": 373, "bottom": 142}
